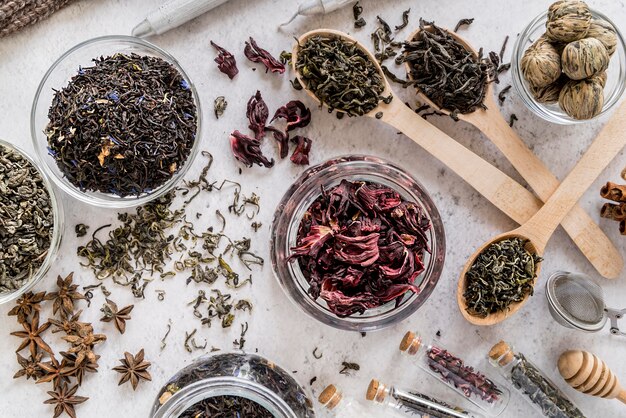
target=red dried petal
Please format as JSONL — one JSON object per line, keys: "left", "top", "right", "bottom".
{"left": 290, "top": 225, "right": 333, "bottom": 258}
{"left": 320, "top": 279, "right": 380, "bottom": 317}
{"left": 265, "top": 126, "right": 289, "bottom": 159}
{"left": 356, "top": 183, "right": 402, "bottom": 212}
{"left": 247, "top": 91, "right": 269, "bottom": 140}
{"left": 229, "top": 130, "right": 274, "bottom": 168}
{"left": 290, "top": 135, "right": 312, "bottom": 165}
{"left": 271, "top": 101, "right": 311, "bottom": 131}
{"left": 333, "top": 232, "right": 380, "bottom": 267}
{"left": 210, "top": 41, "right": 238, "bottom": 79}
{"left": 244, "top": 37, "right": 286, "bottom": 74}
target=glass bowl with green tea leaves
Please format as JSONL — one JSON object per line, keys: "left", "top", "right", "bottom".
{"left": 270, "top": 155, "right": 445, "bottom": 332}
{"left": 512, "top": 7, "right": 626, "bottom": 124}
{"left": 31, "top": 36, "right": 202, "bottom": 208}
{"left": 0, "top": 139, "right": 64, "bottom": 305}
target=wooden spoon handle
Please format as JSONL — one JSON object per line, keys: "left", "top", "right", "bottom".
{"left": 379, "top": 100, "right": 545, "bottom": 224}
{"left": 520, "top": 104, "right": 626, "bottom": 250}
{"left": 617, "top": 390, "right": 626, "bottom": 404}
{"left": 471, "top": 104, "right": 622, "bottom": 278}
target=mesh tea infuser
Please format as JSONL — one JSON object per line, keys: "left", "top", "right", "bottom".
{"left": 545, "top": 271, "right": 625, "bottom": 336}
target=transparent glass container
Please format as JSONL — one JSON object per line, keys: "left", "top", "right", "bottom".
{"left": 318, "top": 384, "right": 391, "bottom": 418}
{"left": 400, "top": 331, "right": 509, "bottom": 415}
{"left": 511, "top": 9, "right": 626, "bottom": 124}
{"left": 150, "top": 352, "right": 315, "bottom": 418}
{"left": 0, "top": 138, "right": 64, "bottom": 305}
{"left": 488, "top": 341, "right": 586, "bottom": 418}
{"left": 270, "top": 155, "right": 446, "bottom": 332}
{"left": 31, "top": 35, "right": 202, "bottom": 208}
{"left": 366, "top": 379, "right": 485, "bottom": 418}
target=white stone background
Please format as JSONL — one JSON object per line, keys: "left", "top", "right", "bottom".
{"left": 1, "top": 0, "right": 625, "bottom": 417}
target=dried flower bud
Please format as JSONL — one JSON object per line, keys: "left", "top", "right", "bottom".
{"left": 522, "top": 37, "right": 562, "bottom": 88}
{"left": 586, "top": 18, "right": 618, "bottom": 56}
{"left": 561, "top": 37, "right": 609, "bottom": 80}
{"left": 559, "top": 78, "right": 604, "bottom": 119}
{"left": 530, "top": 76, "right": 567, "bottom": 103}
{"left": 546, "top": 0, "right": 591, "bottom": 43}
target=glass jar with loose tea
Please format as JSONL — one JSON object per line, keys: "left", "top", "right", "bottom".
{"left": 0, "top": 139, "right": 63, "bottom": 305}
{"left": 488, "top": 341, "right": 587, "bottom": 418}
{"left": 399, "top": 331, "right": 509, "bottom": 415}
{"left": 150, "top": 352, "right": 316, "bottom": 418}
{"left": 270, "top": 155, "right": 446, "bottom": 332}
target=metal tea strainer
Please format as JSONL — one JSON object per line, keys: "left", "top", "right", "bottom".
{"left": 545, "top": 271, "right": 625, "bottom": 336}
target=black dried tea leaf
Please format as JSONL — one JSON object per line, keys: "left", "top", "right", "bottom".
{"left": 0, "top": 144, "right": 53, "bottom": 294}
{"left": 244, "top": 37, "right": 286, "bottom": 74}
{"left": 339, "top": 361, "right": 360, "bottom": 375}
{"left": 395, "top": 9, "right": 410, "bottom": 31}
{"left": 75, "top": 224, "right": 88, "bottom": 238}
{"left": 180, "top": 395, "right": 273, "bottom": 418}
{"left": 214, "top": 96, "right": 227, "bottom": 119}
{"left": 353, "top": 1, "right": 363, "bottom": 20}
{"left": 454, "top": 18, "right": 475, "bottom": 32}
{"left": 295, "top": 36, "right": 386, "bottom": 116}
{"left": 210, "top": 41, "right": 239, "bottom": 79}
{"left": 404, "top": 20, "right": 497, "bottom": 116}
{"left": 45, "top": 53, "right": 197, "bottom": 196}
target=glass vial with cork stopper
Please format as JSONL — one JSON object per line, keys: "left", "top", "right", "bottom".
{"left": 488, "top": 341, "right": 587, "bottom": 418}
{"left": 399, "top": 331, "right": 509, "bottom": 415}
{"left": 366, "top": 378, "right": 485, "bottom": 418}
{"left": 318, "top": 384, "right": 381, "bottom": 417}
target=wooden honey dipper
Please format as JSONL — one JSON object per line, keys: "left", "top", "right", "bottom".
{"left": 558, "top": 350, "right": 626, "bottom": 403}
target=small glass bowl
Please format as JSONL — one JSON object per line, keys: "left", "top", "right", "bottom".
{"left": 0, "top": 139, "right": 64, "bottom": 305}
{"left": 270, "top": 155, "right": 446, "bottom": 332}
{"left": 511, "top": 9, "right": 626, "bottom": 124}
{"left": 31, "top": 35, "right": 202, "bottom": 208}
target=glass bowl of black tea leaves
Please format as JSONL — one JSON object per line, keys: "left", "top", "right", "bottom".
{"left": 0, "top": 139, "right": 64, "bottom": 305}
{"left": 271, "top": 155, "right": 446, "bottom": 332}
{"left": 512, "top": 9, "right": 625, "bottom": 124}
{"left": 31, "top": 36, "right": 202, "bottom": 207}
{"left": 150, "top": 352, "right": 316, "bottom": 418}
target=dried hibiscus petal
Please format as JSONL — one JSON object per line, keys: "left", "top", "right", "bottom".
{"left": 356, "top": 183, "right": 402, "bottom": 212}
{"left": 229, "top": 130, "right": 274, "bottom": 168}
{"left": 244, "top": 37, "right": 286, "bottom": 74}
{"left": 333, "top": 232, "right": 380, "bottom": 267}
{"left": 265, "top": 126, "right": 289, "bottom": 159}
{"left": 320, "top": 279, "right": 380, "bottom": 317}
{"left": 271, "top": 101, "right": 311, "bottom": 131}
{"left": 290, "top": 135, "right": 312, "bottom": 165}
{"left": 210, "top": 41, "right": 238, "bottom": 79}
{"left": 289, "top": 225, "right": 333, "bottom": 258}
{"left": 247, "top": 91, "right": 269, "bottom": 140}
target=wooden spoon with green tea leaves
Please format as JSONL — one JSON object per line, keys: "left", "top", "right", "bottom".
{"left": 403, "top": 25, "right": 622, "bottom": 280}
{"left": 291, "top": 29, "right": 623, "bottom": 279}
{"left": 457, "top": 105, "right": 626, "bottom": 326}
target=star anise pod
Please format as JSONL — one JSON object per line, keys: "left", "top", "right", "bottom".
{"left": 10, "top": 311, "right": 53, "bottom": 357}
{"left": 112, "top": 348, "right": 152, "bottom": 390}
{"left": 44, "top": 382, "right": 88, "bottom": 418}
{"left": 38, "top": 354, "right": 71, "bottom": 389}
{"left": 14, "top": 352, "right": 44, "bottom": 381}
{"left": 45, "top": 273, "right": 85, "bottom": 317}
{"left": 49, "top": 310, "right": 83, "bottom": 335}
{"left": 62, "top": 323, "right": 106, "bottom": 365}
{"left": 8, "top": 291, "right": 47, "bottom": 324}
{"left": 59, "top": 351, "right": 100, "bottom": 386}
{"left": 100, "top": 298, "right": 134, "bottom": 334}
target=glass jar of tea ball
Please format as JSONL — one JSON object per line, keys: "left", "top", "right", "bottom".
{"left": 150, "top": 352, "right": 316, "bottom": 418}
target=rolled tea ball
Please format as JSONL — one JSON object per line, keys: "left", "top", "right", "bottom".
{"left": 591, "top": 71, "right": 607, "bottom": 88}
{"left": 559, "top": 78, "right": 604, "bottom": 119}
{"left": 546, "top": 0, "right": 591, "bottom": 43}
{"left": 530, "top": 76, "right": 567, "bottom": 103}
{"left": 586, "top": 18, "right": 618, "bottom": 56}
{"left": 521, "top": 38, "right": 561, "bottom": 88}
{"left": 561, "top": 37, "right": 609, "bottom": 80}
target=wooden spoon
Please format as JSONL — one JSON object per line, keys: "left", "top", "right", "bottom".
{"left": 404, "top": 26, "right": 621, "bottom": 279}
{"left": 457, "top": 105, "right": 626, "bottom": 326}
{"left": 558, "top": 350, "right": 626, "bottom": 403}
{"left": 291, "top": 29, "right": 623, "bottom": 279}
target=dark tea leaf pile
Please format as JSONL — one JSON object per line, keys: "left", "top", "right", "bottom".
{"left": 179, "top": 396, "right": 274, "bottom": 418}
{"left": 290, "top": 180, "right": 431, "bottom": 317}
{"left": 45, "top": 53, "right": 197, "bottom": 196}
{"left": 464, "top": 238, "right": 541, "bottom": 317}
{"left": 0, "top": 144, "right": 53, "bottom": 294}
{"left": 295, "top": 35, "right": 387, "bottom": 116}
{"left": 403, "top": 20, "right": 498, "bottom": 118}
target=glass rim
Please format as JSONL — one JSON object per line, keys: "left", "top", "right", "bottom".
{"left": 511, "top": 8, "right": 626, "bottom": 125}
{"left": 30, "top": 35, "right": 203, "bottom": 208}
{"left": 270, "top": 155, "right": 446, "bottom": 332}
{"left": 0, "top": 138, "right": 63, "bottom": 305}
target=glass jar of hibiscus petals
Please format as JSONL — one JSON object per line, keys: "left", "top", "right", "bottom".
{"left": 270, "top": 155, "right": 445, "bottom": 332}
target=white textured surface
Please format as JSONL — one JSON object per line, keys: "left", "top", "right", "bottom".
{"left": 1, "top": 0, "right": 625, "bottom": 417}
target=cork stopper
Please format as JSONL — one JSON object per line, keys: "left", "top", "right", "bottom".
{"left": 319, "top": 384, "right": 342, "bottom": 410}
{"left": 366, "top": 379, "right": 387, "bottom": 403}
{"left": 489, "top": 340, "right": 514, "bottom": 366}
{"left": 399, "top": 331, "right": 422, "bottom": 356}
